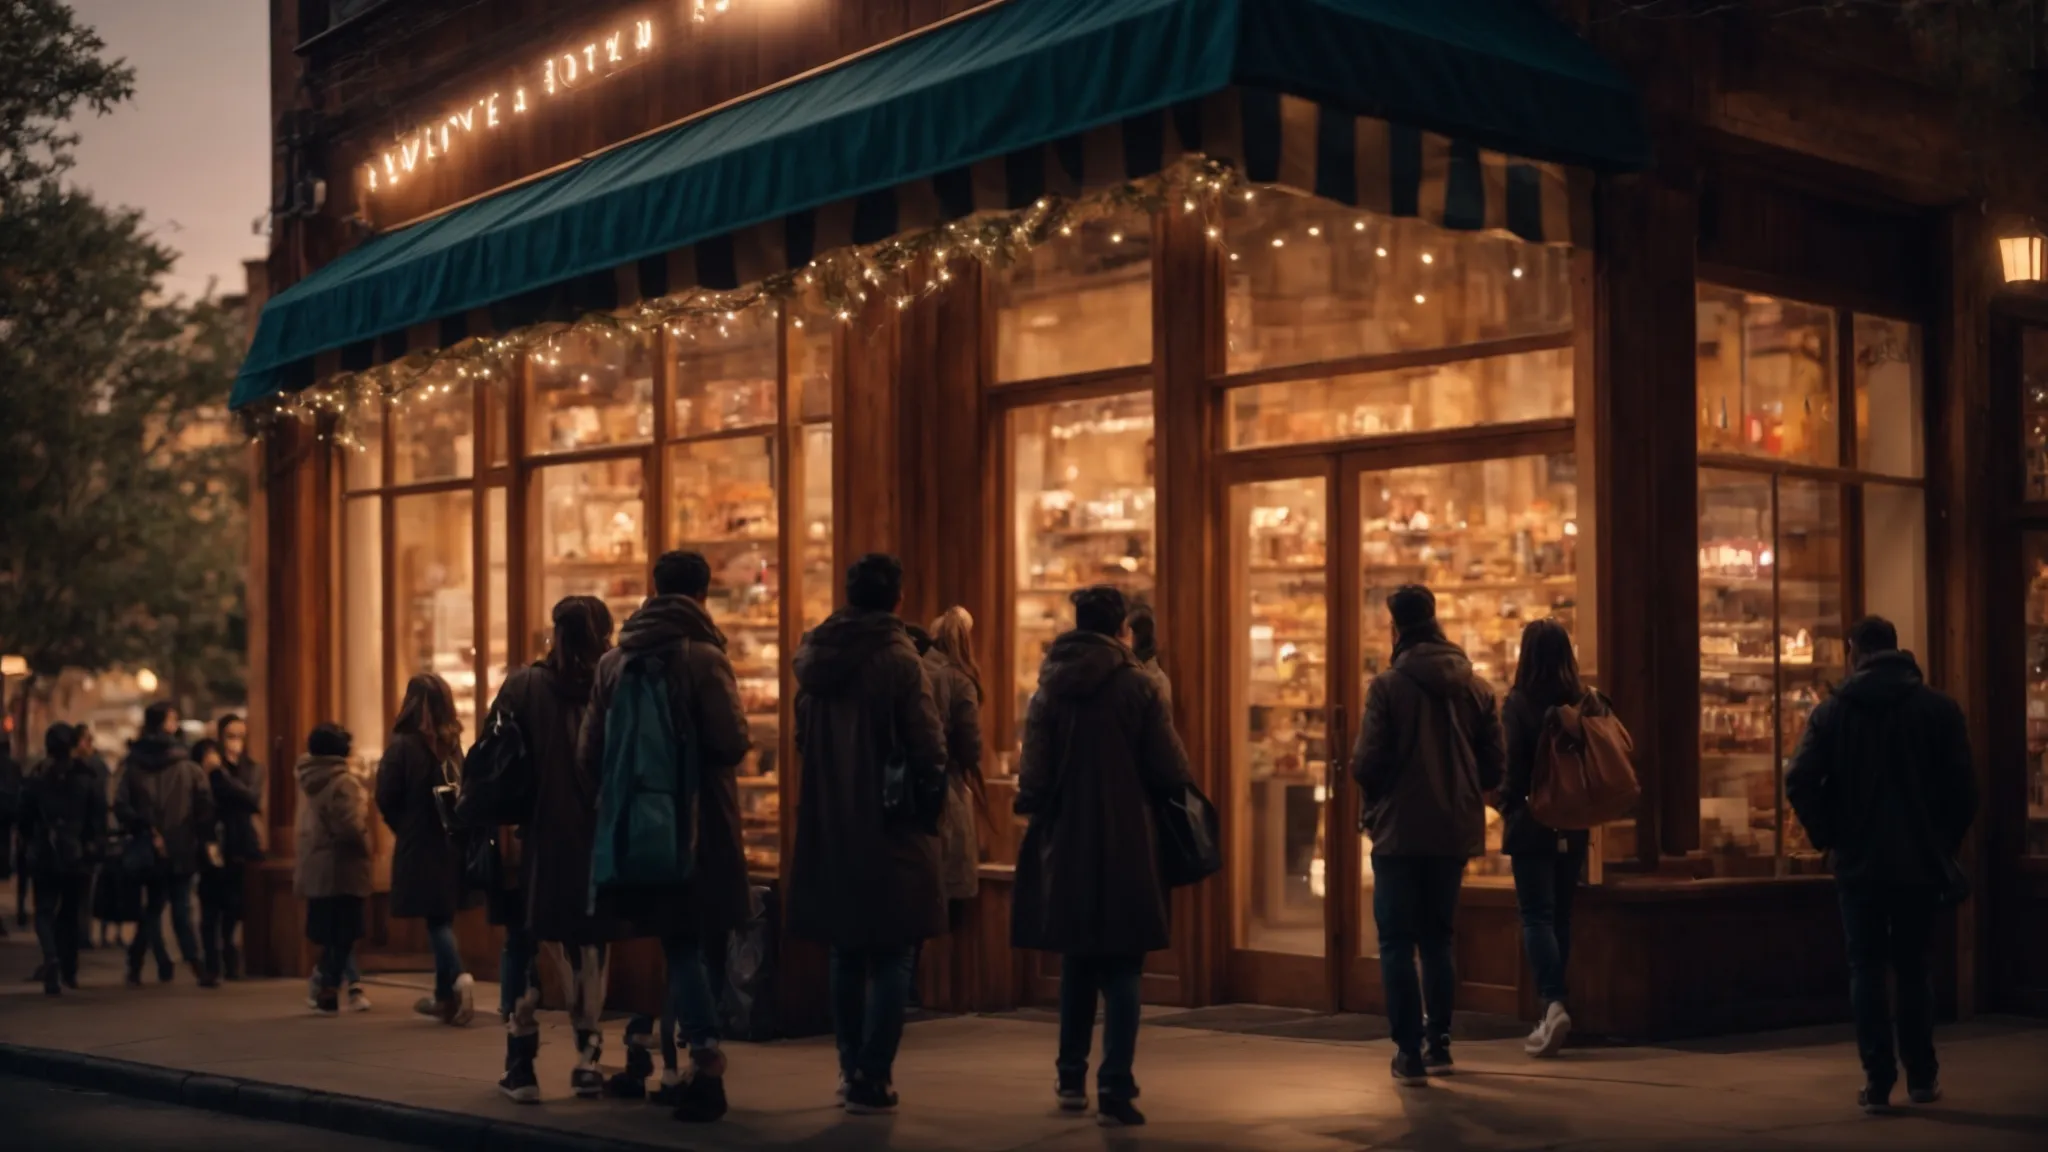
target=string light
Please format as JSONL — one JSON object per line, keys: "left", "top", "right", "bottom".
{"left": 1420, "top": 252, "right": 1434, "bottom": 264}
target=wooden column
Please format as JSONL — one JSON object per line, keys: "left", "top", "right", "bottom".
{"left": 1594, "top": 166, "right": 1702, "bottom": 862}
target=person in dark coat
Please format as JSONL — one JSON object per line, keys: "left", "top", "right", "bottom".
{"left": 375, "top": 673, "right": 474, "bottom": 1026}
{"left": 581, "top": 552, "right": 753, "bottom": 1122}
{"left": 1497, "top": 619, "right": 1600, "bottom": 1059}
{"left": 19, "top": 723, "right": 107, "bottom": 994}
{"left": 1351, "top": 585, "right": 1504, "bottom": 1086}
{"left": 201, "top": 714, "right": 264, "bottom": 981}
{"left": 1127, "top": 602, "right": 1173, "bottom": 710}
{"left": 74, "top": 728, "right": 114, "bottom": 949}
{"left": 789, "top": 553, "right": 947, "bottom": 1115}
{"left": 493, "top": 595, "right": 627, "bottom": 1104}
{"left": 296, "top": 723, "right": 373, "bottom": 1015}
{"left": 1786, "top": 616, "right": 1977, "bottom": 1115}
{"left": 1012, "top": 586, "right": 1192, "bottom": 1129}
{"left": 926, "top": 607, "right": 986, "bottom": 904}
{"left": 116, "top": 702, "right": 214, "bottom": 987}
{"left": 1, "top": 739, "right": 19, "bottom": 938}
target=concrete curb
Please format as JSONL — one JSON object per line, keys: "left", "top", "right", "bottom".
{"left": 0, "top": 1042, "right": 675, "bottom": 1152}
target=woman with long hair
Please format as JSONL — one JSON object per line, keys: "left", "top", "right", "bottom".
{"left": 375, "top": 672, "right": 475, "bottom": 1026}
{"left": 925, "top": 606, "right": 986, "bottom": 904}
{"left": 492, "top": 595, "right": 629, "bottom": 1104}
{"left": 1500, "top": 618, "right": 1595, "bottom": 1059}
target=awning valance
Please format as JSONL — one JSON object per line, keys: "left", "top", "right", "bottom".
{"left": 233, "top": 0, "right": 1645, "bottom": 409}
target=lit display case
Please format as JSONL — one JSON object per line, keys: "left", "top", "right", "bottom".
{"left": 532, "top": 458, "right": 649, "bottom": 646}
{"left": 2027, "top": 534, "right": 2048, "bottom": 858}
{"left": 528, "top": 329, "right": 655, "bottom": 453}
{"left": 993, "top": 215, "right": 1152, "bottom": 383}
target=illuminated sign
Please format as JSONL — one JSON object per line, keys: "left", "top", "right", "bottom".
{"left": 363, "top": 2, "right": 742, "bottom": 197}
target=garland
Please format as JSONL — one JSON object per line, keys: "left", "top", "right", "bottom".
{"left": 254, "top": 154, "right": 1252, "bottom": 448}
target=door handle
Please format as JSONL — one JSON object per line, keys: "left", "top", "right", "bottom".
{"left": 1325, "top": 703, "right": 1347, "bottom": 798}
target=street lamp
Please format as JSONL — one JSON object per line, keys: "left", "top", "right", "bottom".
{"left": 136, "top": 668, "right": 159, "bottom": 694}
{"left": 2000, "top": 230, "right": 2045, "bottom": 283}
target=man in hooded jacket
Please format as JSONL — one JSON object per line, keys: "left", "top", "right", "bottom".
{"left": 1351, "top": 585, "right": 1504, "bottom": 1086}
{"left": 788, "top": 553, "right": 947, "bottom": 1115}
{"left": 1787, "top": 616, "right": 1976, "bottom": 1115}
{"left": 115, "top": 702, "right": 215, "bottom": 987}
{"left": 581, "top": 550, "right": 752, "bottom": 1122}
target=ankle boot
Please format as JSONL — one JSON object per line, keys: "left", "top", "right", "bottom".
{"left": 673, "top": 1046, "right": 729, "bottom": 1123}
{"left": 221, "top": 945, "right": 241, "bottom": 981}
{"left": 605, "top": 1017, "right": 655, "bottom": 1099}
{"left": 570, "top": 1030, "right": 605, "bottom": 1098}
{"left": 498, "top": 1031, "right": 540, "bottom": 1103}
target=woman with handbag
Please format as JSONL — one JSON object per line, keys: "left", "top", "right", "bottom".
{"left": 1011, "top": 586, "right": 1193, "bottom": 1128}
{"left": 376, "top": 673, "right": 476, "bottom": 1025}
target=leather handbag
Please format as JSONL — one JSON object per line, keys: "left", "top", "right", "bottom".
{"left": 1155, "top": 783, "right": 1222, "bottom": 888}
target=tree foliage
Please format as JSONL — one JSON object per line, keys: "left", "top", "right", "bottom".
{"left": 0, "top": 1, "right": 247, "bottom": 710}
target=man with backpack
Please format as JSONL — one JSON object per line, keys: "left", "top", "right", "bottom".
{"left": 582, "top": 551, "right": 752, "bottom": 1123}
{"left": 1350, "top": 585, "right": 1504, "bottom": 1087}
{"left": 788, "top": 553, "right": 948, "bottom": 1115}
{"left": 1786, "top": 615, "right": 1976, "bottom": 1115}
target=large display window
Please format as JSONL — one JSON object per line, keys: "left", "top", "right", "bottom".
{"left": 994, "top": 215, "right": 1153, "bottom": 383}
{"left": 1695, "top": 284, "right": 1926, "bottom": 877}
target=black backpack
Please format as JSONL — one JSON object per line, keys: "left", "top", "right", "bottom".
{"left": 454, "top": 706, "right": 534, "bottom": 829}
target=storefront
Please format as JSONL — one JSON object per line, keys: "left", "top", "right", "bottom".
{"left": 240, "top": 0, "right": 2044, "bottom": 1036}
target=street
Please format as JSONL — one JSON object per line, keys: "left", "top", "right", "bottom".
{"left": 0, "top": 1072, "right": 411, "bottom": 1152}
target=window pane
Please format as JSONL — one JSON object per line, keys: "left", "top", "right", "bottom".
{"left": 1696, "top": 285, "right": 1838, "bottom": 466}
{"left": 2023, "top": 329, "right": 2048, "bottom": 500}
{"left": 792, "top": 319, "right": 834, "bottom": 422}
{"left": 2024, "top": 533, "right": 2048, "bottom": 856}
{"left": 528, "top": 329, "right": 655, "bottom": 453}
{"left": 994, "top": 215, "right": 1152, "bottom": 382}
{"left": 669, "top": 436, "right": 782, "bottom": 872}
{"left": 800, "top": 424, "right": 834, "bottom": 632}
{"left": 391, "top": 367, "right": 474, "bottom": 485}
{"left": 533, "top": 459, "right": 648, "bottom": 650}
{"left": 343, "top": 399, "right": 385, "bottom": 491}
{"left": 1854, "top": 316, "right": 1922, "bottom": 478}
{"left": 1226, "top": 347, "right": 1572, "bottom": 449}
{"left": 1227, "top": 476, "right": 1328, "bottom": 957}
{"left": 673, "top": 308, "right": 779, "bottom": 436}
{"left": 1778, "top": 478, "right": 1845, "bottom": 872}
{"left": 1698, "top": 469, "right": 1777, "bottom": 874}
{"left": 342, "top": 497, "right": 384, "bottom": 769}
{"left": 392, "top": 490, "right": 477, "bottom": 738}
{"left": 485, "top": 375, "right": 509, "bottom": 468}
{"left": 1010, "top": 392, "right": 1156, "bottom": 750}
{"left": 1863, "top": 484, "right": 1925, "bottom": 659}
{"left": 1224, "top": 194, "right": 1571, "bottom": 376}
{"left": 1357, "top": 455, "right": 1579, "bottom": 897}
{"left": 484, "top": 486, "right": 509, "bottom": 704}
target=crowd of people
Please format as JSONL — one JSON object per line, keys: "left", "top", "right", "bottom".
{"left": 0, "top": 550, "right": 1978, "bottom": 1127}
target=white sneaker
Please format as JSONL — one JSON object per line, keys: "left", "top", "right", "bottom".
{"left": 347, "top": 985, "right": 372, "bottom": 1012}
{"left": 1526, "top": 1001, "right": 1571, "bottom": 1057}
{"left": 450, "top": 973, "right": 476, "bottom": 1027}
{"left": 305, "top": 973, "right": 320, "bottom": 1010}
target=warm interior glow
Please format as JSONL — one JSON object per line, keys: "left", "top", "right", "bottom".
{"left": 2001, "top": 233, "right": 2045, "bottom": 283}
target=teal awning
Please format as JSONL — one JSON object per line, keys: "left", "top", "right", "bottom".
{"left": 233, "top": 0, "right": 1644, "bottom": 408}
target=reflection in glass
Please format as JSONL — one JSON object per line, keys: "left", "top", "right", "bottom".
{"left": 1010, "top": 392, "right": 1156, "bottom": 744}
{"left": 1853, "top": 315, "right": 1922, "bottom": 478}
{"left": 2024, "top": 533, "right": 2048, "bottom": 857}
{"left": 392, "top": 369, "right": 474, "bottom": 484}
{"left": 995, "top": 215, "right": 1153, "bottom": 382}
{"left": 1226, "top": 348, "right": 1572, "bottom": 449}
{"left": 1224, "top": 193, "right": 1571, "bottom": 375}
{"left": 1228, "top": 477, "right": 1328, "bottom": 957}
{"left": 1357, "top": 456, "right": 1578, "bottom": 893}
{"left": 800, "top": 424, "right": 834, "bottom": 632}
{"left": 342, "top": 497, "right": 385, "bottom": 769}
{"left": 392, "top": 491, "right": 477, "bottom": 737}
{"left": 672, "top": 308, "right": 779, "bottom": 436}
{"left": 528, "top": 329, "right": 655, "bottom": 453}
{"left": 2024, "top": 331, "right": 2048, "bottom": 500}
{"left": 1777, "top": 478, "right": 1844, "bottom": 873}
{"left": 1696, "top": 286, "right": 1837, "bottom": 465}
{"left": 534, "top": 460, "right": 648, "bottom": 650}
{"left": 1698, "top": 470, "right": 1776, "bottom": 873}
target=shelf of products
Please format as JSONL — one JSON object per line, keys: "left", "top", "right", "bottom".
{"left": 993, "top": 215, "right": 1152, "bottom": 383}
{"left": 1227, "top": 347, "right": 1573, "bottom": 450}
{"left": 528, "top": 329, "right": 656, "bottom": 454}
{"left": 672, "top": 308, "right": 779, "bottom": 436}
{"left": 1009, "top": 391, "right": 1156, "bottom": 751}
{"left": 534, "top": 458, "right": 648, "bottom": 648}
{"left": 1696, "top": 286, "right": 1837, "bottom": 466}
{"left": 2024, "top": 536, "right": 2048, "bottom": 859}
{"left": 393, "top": 490, "right": 478, "bottom": 738}
{"left": 2026, "top": 330, "right": 2048, "bottom": 501}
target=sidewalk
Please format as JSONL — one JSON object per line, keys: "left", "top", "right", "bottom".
{"left": 1, "top": 915, "right": 2045, "bottom": 1151}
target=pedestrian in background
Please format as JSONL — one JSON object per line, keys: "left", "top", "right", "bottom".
{"left": 205, "top": 714, "right": 264, "bottom": 980}
{"left": 926, "top": 606, "right": 986, "bottom": 908}
{"left": 75, "top": 727, "right": 113, "bottom": 950}
{"left": 789, "top": 553, "right": 948, "bottom": 1116}
{"left": 1351, "top": 586, "right": 1504, "bottom": 1086}
{"left": 296, "top": 724, "right": 372, "bottom": 1016}
{"left": 1126, "top": 602, "right": 1172, "bottom": 711}
{"left": 116, "top": 702, "right": 215, "bottom": 988}
{"left": 493, "top": 595, "right": 629, "bottom": 1104}
{"left": 1499, "top": 619, "right": 1596, "bottom": 1058}
{"left": 376, "top": 673, "right": 475, "bottom": 1026}
{"left": 582, "top": 553, "right": 753, "bottom": 1121}
{"left": 2, "top": 738, "right": 21, "bottom": 935}
{"left": 1012, "top": 586, "right": 1193, "bottom": 1129}
{"left": 1787, "top": 615, "right": 1977, "bottom": 1115}
{"left": 19, "top": 723, "right": 107, "bottom": 994}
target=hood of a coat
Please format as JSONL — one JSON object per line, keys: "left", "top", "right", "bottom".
{"left": 296, "top": 754, "right": 353, "bottom": 797}
{"left": 1389, "top": 640, "right": 1478, "bottom": 696}
{"left": 795, "top": 608, "right": 913, "bottom": 691}
{"left": 619, "top": 595, "right": 727, "bottom": 654}
{"left": 1835, "top": 649, "right": 1925, "bottom": 705}
{"left": 1036, "top": 630, "right": 1138, "bottom": 699}
{"left": 126, "top": 732, "right": 189, "bottom": 774}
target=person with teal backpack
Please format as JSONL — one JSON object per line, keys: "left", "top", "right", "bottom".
{"left": 582, "top": 551, "right": 752, "bottom": 1124}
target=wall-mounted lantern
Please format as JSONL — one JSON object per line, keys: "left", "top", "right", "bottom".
{"left": 2000, "top": 230, "right": 2045, "bottom": 283}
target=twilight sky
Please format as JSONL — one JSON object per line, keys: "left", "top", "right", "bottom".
{"left": 66, "top": 0, "right": 270, "bottom": 300}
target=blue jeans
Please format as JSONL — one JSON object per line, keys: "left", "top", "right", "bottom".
{"left": 1510, "top": 847, "right": 1585, "bottom": 1008}
{"left": 1839, "top": 884, "right": 1940, "bottom": 1092}
{"left": 830, "top": 946, "right": 915, "bottom": 1085}
{"left": 31, "top": 872, "right": 88, "bottom": 980}
{"left": 662, "top": 933, "right": 722, "bottom": 1064}
{"left": 1371, "top": 855, "right": 1465, "bottom": 1057}
{"left": 129, "top": 869, "right": 199, "bottom": 970}
{"left": 425, "top": 914, "right": 463, "bottom": 999}
{"left": 1057, "top": 954, "right": 1144, "bottom": 1099}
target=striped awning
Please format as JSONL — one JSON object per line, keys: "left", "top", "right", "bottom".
{"left": 233, "top": 0, "right": 1642, "bottom": 408}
